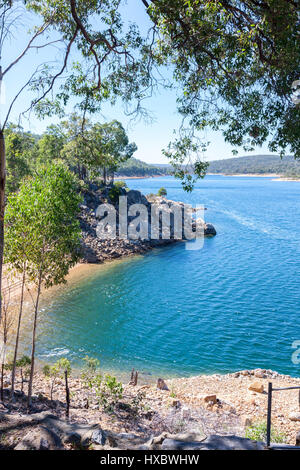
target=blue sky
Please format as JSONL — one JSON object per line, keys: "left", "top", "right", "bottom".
{"left": 1, "top": 1, "right": 276, "bottom": 164}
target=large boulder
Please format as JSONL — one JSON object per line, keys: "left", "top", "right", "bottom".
{"left": 160, "top": 434, "right": 265, "bottom": 450}
{"left": 126, "top": 190, "right": 149, "bottom": 206}
{"left": 14, "top": 426, "right": 62, "bottom": 450}
{"left": 204, "top": 223, "right": 217, "bottom": 237}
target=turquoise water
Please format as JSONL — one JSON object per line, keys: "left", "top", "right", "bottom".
{"left": 27, "top": 176, "right": 300, "bottom": 377}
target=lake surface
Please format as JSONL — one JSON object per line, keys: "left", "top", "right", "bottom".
{"left": 24, "top": 176, "right": 300, "bottom": 378}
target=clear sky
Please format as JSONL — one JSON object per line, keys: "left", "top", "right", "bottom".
{"left": 1, "top": 1, "right": 276, "bottom": 164}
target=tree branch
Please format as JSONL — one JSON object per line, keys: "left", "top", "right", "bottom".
{"left": 3, "top": 23, "right": 50, "bottom": 77}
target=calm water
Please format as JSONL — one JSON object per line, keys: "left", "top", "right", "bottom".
{"left": 24, "top": 176, "right": 300, "bottom": 377}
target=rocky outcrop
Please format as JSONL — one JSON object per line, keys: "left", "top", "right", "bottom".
{"left": 79, "top": 186, "right": 217, "bottom": 263}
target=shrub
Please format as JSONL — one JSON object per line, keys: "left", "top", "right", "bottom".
{"left": 96, "top": 374, "right": 123, "bottom": 412}
{"left": 245, "top": 422, "right": 286, "bottom": 444}
{"left": 81, "top": 356, "right": 101, "bottom": 390}
{"left": 157, "top": 187, "right": 167, "bottom": 197}
{"left": 108, "top": 184, "right": 123, "bottom": 203}
{"left": 114, "top": 180, "right": 128, "bottom": 190}
{"left": 80, "top": 357, "right": 123, "bottom": 412}
{"left": 5, "top": 355, "right": 31, "bottom": 392}
{"left": 43, "top": 358, "right": 71, "bottom": 400}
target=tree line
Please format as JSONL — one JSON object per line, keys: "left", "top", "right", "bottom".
{"left": 5, "top": 115, "right": 137, "bottom": 196}
{"left": 208, "top": 155, "right": 300, "bottom": 176}
{"left": 116, "top": 157, "right": 169, "bottom": 177}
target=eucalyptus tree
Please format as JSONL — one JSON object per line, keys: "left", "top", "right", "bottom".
{"left": 5, "top": 163, "right": 82, "bottom": 407}
{"left": 0, "top": 0, "right": 78, "bottom": 319}
{"left": 59, "top": 116, "right": 137, "bottom": 184}
{"left": 87, "top": 120, "right": 137, "bottom": 184}
{"left": 59, "top": 113, "right": 92, "bottom": 180}
{"left": 142, "top": 0, "right": 300, "bottom": 189}
{"left": 4, "top": 124, "right": 34, "bottom": 193}
{"left": 0, "top": 0, "right": 157, "bottom": 317}
{"left": 32, "top": 124, "right": 66, "bottom": 168}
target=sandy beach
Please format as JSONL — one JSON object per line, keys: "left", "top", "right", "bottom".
{"left": 208, "top": 173, "right": 283, "bottom": 177}
{"left": 272, "top": 177, "right": 300, "bottom": 182}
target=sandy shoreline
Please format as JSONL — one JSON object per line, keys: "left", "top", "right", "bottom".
{"left": 115, "top": 174, "right": 168, "bottom": 180}
{"left": 3, "top": 257, "right": 136, "bottom": 301}
{"left": 208, "top": 173, "right": 283, "bottom": 177}
{"left": 272, "top": 177, "right": 300, "bottom": 182}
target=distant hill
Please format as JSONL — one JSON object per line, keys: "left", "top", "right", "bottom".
{"left": 208, "top": 155, "right": 300, "bottom": 176}
{"left": 116, "top": 157, "right": 170, "bottom": 177}
{"left": 116, "top": 154, "right": 300, "bottom": 178}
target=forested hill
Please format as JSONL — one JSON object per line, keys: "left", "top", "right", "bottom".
{"left": 208, "top": 155, "right": 300, "bottom": 176}
{"left": 115, "top": 157, "right": 170, "bottom": 177}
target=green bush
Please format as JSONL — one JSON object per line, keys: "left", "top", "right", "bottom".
{"left": 157, "top": 187, "right": 167, "bottom": 197}
{"left": 245, "top": 422, "right": 286, "bottom": 444}
{"left": 108, "top": 182, "right": 127, "bottom": 203}
{"left": 114, "top": 180, "right": 128, "bottom": 190}
{"left": 81, "top": 356, "right": 100, "bottom": 389}
{"left": 5, "top": 355, "right": 31, "bottom": 392}
{"left": 43, "top": 358, "right": 71, "bottom": 400}
{"left": 96, "top": 374, "right": 123, "bottom": 412}
{"left": 80, "top": 357, "right": 122, "bottom": 412}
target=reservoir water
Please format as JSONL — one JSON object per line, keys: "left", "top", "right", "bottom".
{"left": 23, "top": 176, "right": 300, "bottom": 378}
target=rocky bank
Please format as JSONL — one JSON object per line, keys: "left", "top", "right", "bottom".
{"left": 1, "top": 368, "right": 300, "bottom": 450}
{"left": 79, "top": 184, "right": 216, "bottom": 263}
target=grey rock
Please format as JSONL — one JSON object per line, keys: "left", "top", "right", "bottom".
{"left": 203, "top": 435, "right": 265, "bottom": 450}
{"left": 157, "top": 378, "right": 169, "bottom": 391}
{"left": 204, "top": 223, "right": 217, "bottom": 236}
{"left": 62, "top": 431, "right": 82, "bottom": 446}
{"left": 254, "top": 369, "right": 266, "bottom": 378}
{"left": 91, "top": 429, "right": 106, "bottom": 446}
{"left": 126, "top": 190, "right": 149, "bottom": 206}
{"left": 14, "top": 425, "right": 62, "bottom": 450}
{"left": 161, "top": 439, "right": 206, "bottom": 450}
{"left": 161, "top": 434, "right": 265, "bottom": 451}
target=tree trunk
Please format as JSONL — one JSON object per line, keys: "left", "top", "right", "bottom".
{"left": 0, "top": 341, "right": 7, "bottom": 402}
{"left": 0, "top": 129, "right": 6, "bottom": 322}
{"left": 21, "top": 368, "right": 24, "bottom": 392}
{"left": 50, "top": 379, "right": 55, "bottom": 401}
{"left": 65, "top": 369, "right": 70, "bottom": 418}
{"left": 10, "top": 263, "right": 26, "bottom": 400}
{"left": 0, "top": 361, "right": 4, "bottom": 402}
{"left": 27, "top": 273, "right": 42, "bottom": 410}
{"left": 103, "top": 167, "right": 107, "bottom": 186}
